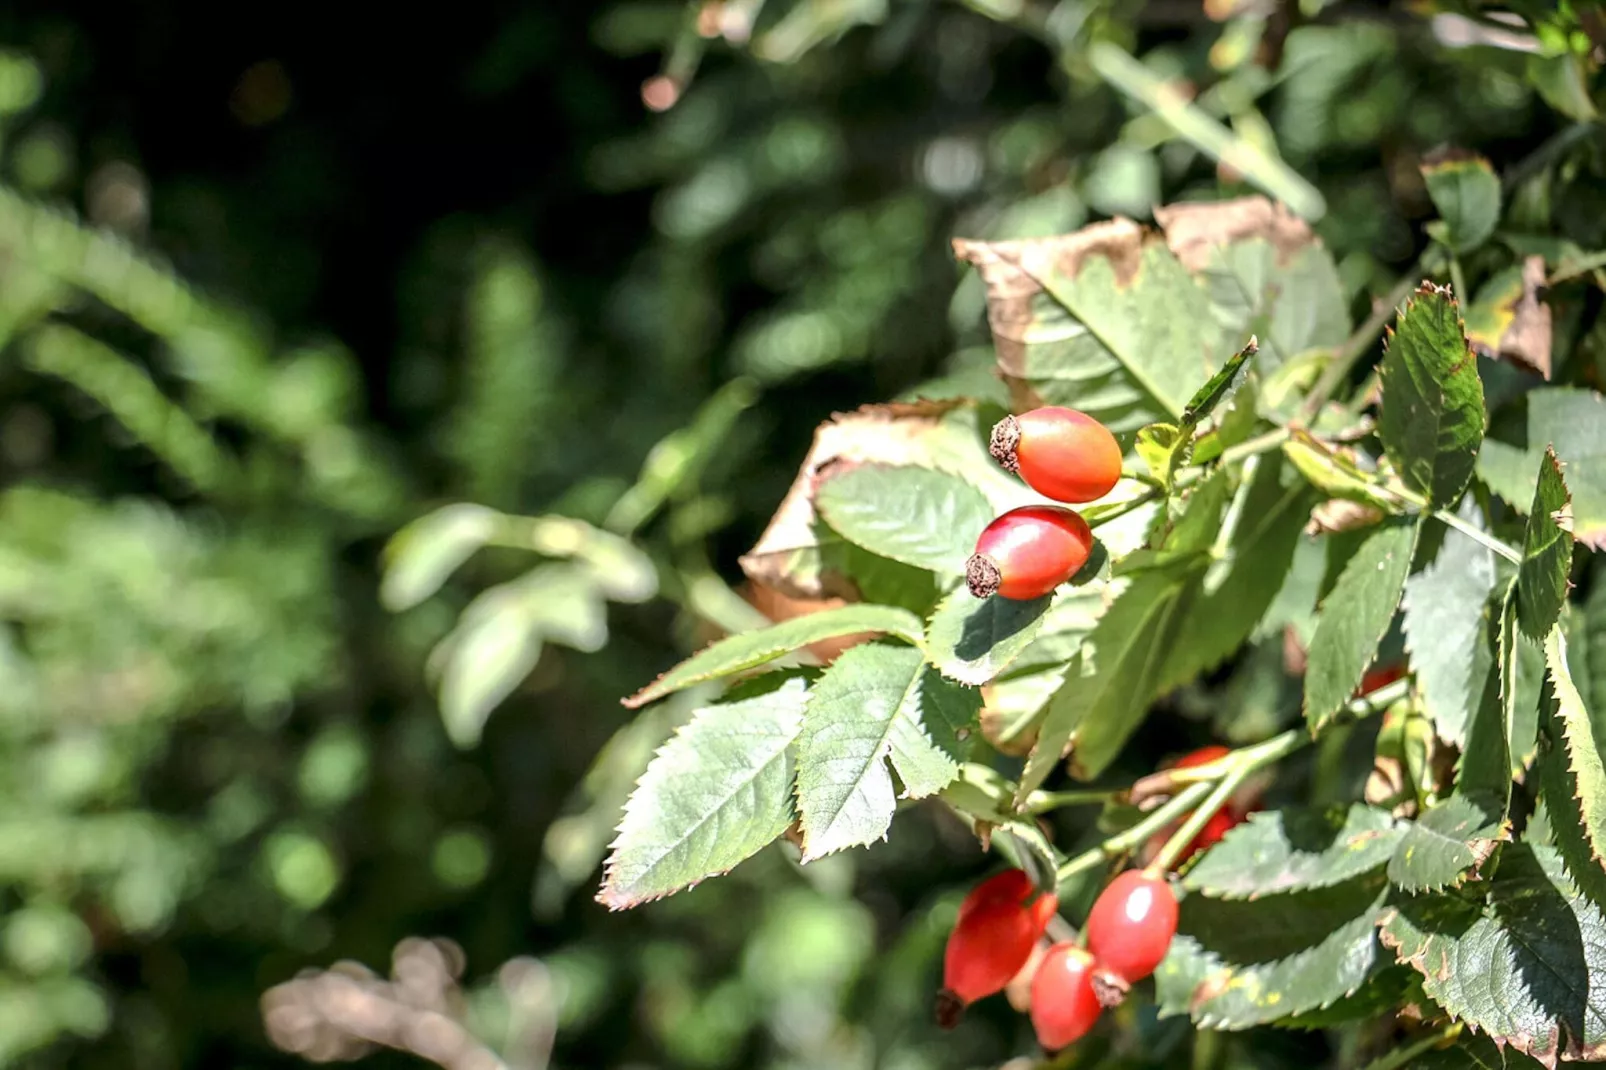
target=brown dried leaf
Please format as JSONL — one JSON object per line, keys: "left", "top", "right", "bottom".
{"left": 1154, "top": 195, "right": 1317, "bottom": 272}
{"left": 1466, "top": 255, "right": 1552, "bottom": 379}
{"left": 738, "top": 400, "right": 960, "bottom": 600}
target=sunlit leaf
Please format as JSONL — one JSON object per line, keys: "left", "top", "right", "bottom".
{"left": 1378, "top": 284, "right": 1485, "bottom": 508}
{"left": 814, "top": 463, "right": 993, "bottom": 575}
{"left": 1305, "top": 519, "right": 1420, "bottom": 730}
{"left": 1402, "top": 506, "right": 1497, "bottom": 745}
{"left": 1517, "top": 448, "right": 1573, "bottom": 641}
{"left": 1184, "top": 804, "right": 1403, "bottom": 900}
{"left": 1378, "top": 844, "right": 1606, "bottom": 1064}
{"left": 794, "top": 644, "right": 978, "bottom": 860}
{"left": 597, "top": 679, "right": 809, "bottom": 909}
{"left": 1478, "top": 387, "right": 1606, "bottom": 550}
{"left": 622, "top": 604, "right": 922, "bottom": 709}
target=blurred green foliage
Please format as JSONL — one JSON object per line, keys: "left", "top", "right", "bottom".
{"left": 0, "top": 1, "right": 1600, "bottom": 1069}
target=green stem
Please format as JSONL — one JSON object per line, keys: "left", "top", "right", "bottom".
{"left": 1435, "top": 507, "right": 1523, "bottom": 565}
{"left": 1054, "top": 781, "right": 1214, "bottom": 884}
{"left": 1149, "top": 762, "right": 1250, "bottom": 874}
{"left": 1084, "top": 488, "right": 1159, "bottom": 528}
{"left": 1084, "top": 41, "right": 1325, "bottom": 220}
{"left": 1360, "top": 1024, "right": 1462, "bottom": 1070}
{"left": 1301, "top": 266, "right": 1422, "bottom": 422}
{"left": 1173, "top": 426, "right": 1290, "bottom": 489}
{"left": 1384, "top": 484, "right": 1524, "bottom": 565}
{"left": 1023, "top": 788, "right": 1120, "bottom": 814}
{"left": 1449, "top": 257, "right": 1468, "bottom": 308}
{"left": 1121, "top": 466, "right": 1164, "bottom": 489}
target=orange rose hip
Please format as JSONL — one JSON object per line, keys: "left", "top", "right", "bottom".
{"left": 990, "top": 407, "right": 1122, "bottom": 504}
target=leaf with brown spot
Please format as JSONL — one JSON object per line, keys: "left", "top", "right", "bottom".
{"left": 1465, "top": 256, "right": 1552, "bottom": 380}
{"left": 738, "top": 400, "right": 1028, "bottom": 599}
{"left": 953, "top": 218, "right": 1226, "bottom": 432}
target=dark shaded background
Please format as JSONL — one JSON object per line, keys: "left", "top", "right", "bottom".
{"left": 0, "top": 2, "right": 1597, "bottom": 1069}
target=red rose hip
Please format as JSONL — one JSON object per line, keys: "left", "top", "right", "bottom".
{"left": 967, "top": 506, "right": 1094, "bottom": 601}
{"left": 990, "top": 407, "right": 1123, "bottom": 504}
{"left": 937, "top": 869, "right": 1058, "bottom": 1027}
{"left": 1084, "top": 869, "right": 1178, "bottom": 1006}
{"left": 1029, "top": 943, "right": 1103, "bottom": 1052}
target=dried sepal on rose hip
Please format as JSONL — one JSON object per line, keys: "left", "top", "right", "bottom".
{"left": 989, "top": 407, "right": 1122, "bottom": 504}
{"left": 1082, "top": 868, "right": 1179, "bottom": 1008}
{"left": 966, "top": 505, "right": 1094, "bottom": 601}
{"left": 936, "top": 868, "right": 1058, "bottom": 1028}
{"left": 1028, "top": 942, "right": 1103, "bottom": 1052}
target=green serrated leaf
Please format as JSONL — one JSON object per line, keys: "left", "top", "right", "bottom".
{"left": 1268, "top": 967, "right": 1417, "bottom": 1031}
{"left": 1538, "top": 736, "right": 1606, "bottom": 913}
{"left": 1019, "top": 566, "right": 1195, "bottom": 794}
{"left": 925, "top": 585, "right": 1062, "bottom": 687}
{"left": 623, "top": 604, "right": 924, "bottom": 709}
{"left": 1184, "top": 804, "right": 1404, "bottom": 900}
{"left": 954, "top": 226, "right": 1226, "bottom": 434}
{"left": 1379, "top": 284, "right": 1485, "bottom": 508}
{"left": 814, "top": 463, "right": 994, "bottom": 576}
{"left": 1544, "top": 626, "right": 1606, "bottom": 882}
{"left": 1505, "top": 594, "right": 1546, "bottom": 777}
{"left": 794, "top": 644, "right": 978, "bottom": 860}
{"left": 1403, "top": 508, "right": 1497, "bottom": 746}
{"left": 1155, "top": 875, "right": 1388, "bottom": 1030}
{"left": 1478, "top": 387, "right": 1606, "bottom": 551}
{"left": 1420, "top": 154, "right": 1502, "bottom": 253}
{"left": 1162, "top": 456, "right": 1318, "bottom": 692}
{"left": 1306, "top": 518, "right": 1421, "bottom": 730}
{"left": 1181, "top": 336, "right": 1258, "bottom": 426}
{"left": 1379, "top": 844, "right": 1606, "bottom": 1064}
{"left": 597, "top": 678, "right": 808, "bottom": 909}
{"left": 1387, "top": 795, "right": 1502, "bottom": 893}
{"left": 1457, "top": 619, "right": 1512, "bottom": 812}
{"left": 1518, "top": 448, "right": 1574, "bottom": 641}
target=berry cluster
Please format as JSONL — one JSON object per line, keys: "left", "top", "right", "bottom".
{"left": 937, "top": 865, "right": 1179, "bottom": 1052}
{"left": 967, "top": 407, "right": 1121, "bottom": 600}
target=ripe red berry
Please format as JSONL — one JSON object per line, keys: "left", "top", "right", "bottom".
{"left": 1084, "top": 869, "right": 1178, "bottom": 1006}
{"left": 1029, "top": 943, "right": 1103, "bottom": 1052}
{"left": 1358, "top": 661, "right": 1406, "bottom": 696}
{"left": 937, "top": 870, "right": 1058, "bottom": 1027}
{"left": 1174, "top": 744, "right": 1230, "bottom": 770}
{"left": 966, "top": 506, "right": 1094, "bottom": 601}
{"left": 990, "top": 407, "right": 1123, "bottom": 504}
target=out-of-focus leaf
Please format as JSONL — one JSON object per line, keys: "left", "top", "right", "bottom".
{"left": 1404, "top": 1032, "right": 1546, "bottom": 1069}
{"left": 1478, "top": 387, "right": 1606, "bottom": 550}
{"left": 1378, "top": 844, "right": 1606, "bottom": 1064}
{"left": 1183, "top": 805, "right": 1403, "bottom": 900}
{"left": 381, "top": 503, "right": 501, "bottom": 612}
{"left": 597, "top": 679, "right": 809, "bottom": 909}
{"left": 794, "top": 644, "right": 977, "bottom": 860}
{"left": 1378, "top": 283, "right": 1485, "bottom": 508}
{"left": 1305, "top": 519, "right": 1420, "bottom": 730}
{"left": 1420, "top": 152, "right": 1501, "bottom": 253}
{"left": 814, "top": 463, "right": 992, "bottom": 575}
{"left": 953, "top": 218, "right": 1225, "bottom": 432}
{"left": 1518, "top": 448, "right": 1573, "bottom": 641}
{"left": 622, "top": 603, "right": 923, "bottom": 708}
